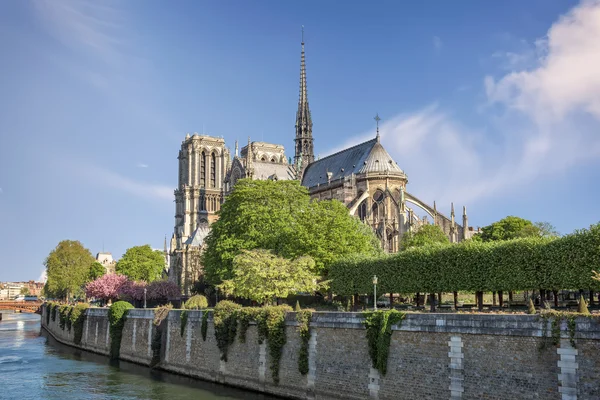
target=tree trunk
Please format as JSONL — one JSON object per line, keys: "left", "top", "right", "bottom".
{"left": 589, "top": 290, "right": 594, "bottom": 306}
{"left": 416, "top": 292, "right": 420, "bottom": 307}
{"left": 453, "top": 291, "right": 458, "bottom": 310}
{"left": 508, "top": 291, "right": 513, "bottom": 302}
{"left": 498, "top": 291, "right": 503, "bottom": 307}
{"left": 353, "top": 293, "right": 359, "bottom": 312}
{"left": 553, "top": 290, "right": 559, "bottom": 308}
{"left": 429, "top": 293, "right": 436, "bottom": 312}
{"left": 477, "top": 291, "right": 484, "bottom": 311}
{"left": 540, "top": 289, "right": 546, "bottom": 306}
{"left": 438, "top": 292, "right": 442, "bottom": 304}
{"left": 492, "top": 291, "right": 497, "bottom": 307}
{"left": 389, "top": 293, "right": 394, "bottom": 308}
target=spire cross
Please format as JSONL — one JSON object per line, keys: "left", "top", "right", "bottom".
{"left": 374, "top": 113, "right": 381, "bottom": 140}
{"left": 301, "top": 25, "right": 304, "bottom": 44}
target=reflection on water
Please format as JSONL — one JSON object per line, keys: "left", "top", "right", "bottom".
{"left": 0, "top": 313, "right": 275, "bottom": 400}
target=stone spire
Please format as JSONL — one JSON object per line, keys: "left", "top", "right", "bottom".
{"left": 462, "top": 206, "right": 469, "bottom": 240}
{"left": 294, "top": 26, "right": 314, "bottom": 168}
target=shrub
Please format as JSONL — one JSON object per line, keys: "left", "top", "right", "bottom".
{"left": 69, "top": 303, "right": 90, "bottom": 345}
{"left": 213, "top": 300, "right": 242, "bottom": 361}
{"left": 108, "top": 301, "right": 134, "bottom": 359}
{"left": 528, "top": 298, "right": 536, "bottom": 314}
{"left": 184, "top": 295, "right": 208, "bottom": 310}
{"left": 578, "top": 297, "right": 590, "bottom": 315}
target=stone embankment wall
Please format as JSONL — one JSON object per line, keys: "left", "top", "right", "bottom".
{"left": 42, "top": 307, "right": 600, "bottom": 400}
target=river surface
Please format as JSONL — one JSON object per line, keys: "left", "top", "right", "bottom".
{"left": 0, "top": 312, "right": 276, "bottom": 400}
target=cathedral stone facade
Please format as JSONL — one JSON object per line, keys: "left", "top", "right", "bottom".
{"left": 168, "top": 34, "right": 475, "bottom": 294}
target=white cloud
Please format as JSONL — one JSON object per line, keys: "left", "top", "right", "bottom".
{"left": 486, "top": 0, "right": 600, "bottom": 123}
{"left": 136, "top": 163, "right": 149, "bottom": 168}
{"left": 72, "top": 162, "right": 172, "bottom": 202}
{"left": 326, "top": 0, "right": 600, "bottom": 213}
{"left": 433, "top": 36, "right": 443, "bottom": 52}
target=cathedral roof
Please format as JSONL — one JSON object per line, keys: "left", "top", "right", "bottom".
{"left": 185, "top": 224, "right": 210, "bottom": 247}
{"left": 301, "top": 138, "right": 404, "bottom": 188}
{"left": 252, "top": 161, "right": 296, "bottom": 181}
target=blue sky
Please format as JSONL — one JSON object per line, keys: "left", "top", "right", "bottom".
{"left": 1, "top": 0, "right": 600, "bottom": 282}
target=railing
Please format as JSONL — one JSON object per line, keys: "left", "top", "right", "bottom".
{"left": 0, "top": 301, "right": 43, "bottom": 313}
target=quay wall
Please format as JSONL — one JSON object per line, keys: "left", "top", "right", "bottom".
{"left": 42, "top": 306, "right": 600, "bottom": 400}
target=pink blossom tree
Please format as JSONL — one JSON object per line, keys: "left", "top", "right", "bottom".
{"left": 118, "top": 280, "right": 147, "bottom": 302}
{"left": 85, "top": 274, "right": 129, "bottom": 302}
{"left": 147, "top": 280, "right": 180, "bottom": 304}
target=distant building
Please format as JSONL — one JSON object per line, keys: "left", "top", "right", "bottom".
{"left": 96, "top": 252, "right": 116, "bottom": 274}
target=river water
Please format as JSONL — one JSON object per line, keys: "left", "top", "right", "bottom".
{"left": 0, "top": 313, "right": 275, "bottom": 400}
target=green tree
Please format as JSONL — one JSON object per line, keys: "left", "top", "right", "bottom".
{"left": 115, "top": 245, "right": 165, "bottom": 282}
{"left": 400, "top": 224, "right": 450, "bottom": 250}
{"left": 479, "top": 216, "right": 559, "bottom": 242}
{"left": 89, "top": 262, "right": 106, "bottom": 281}
{"left": 219, "top": 249, "right": 319, "bottom": 305}
{"left": 532, "top": 221, "right": 560, "bottom": 238}
{"left": 479, "top": 216, "right": 536, "bottom": 242}
{"left": 203, "top": 179, "right": 381, "bottom": 284}
{"left": 45, "top": 240, "right": 96, "bottom": 300}
{"left": 20, "top": 287, "right": 30, "bottom": 295}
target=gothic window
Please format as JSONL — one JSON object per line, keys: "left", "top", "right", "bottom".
{"left": 358, "top": 200, "right": 367, "bottom": 221}
{"left": 261, "top": 156, "right": 266, "bottom": 161}
{"left": 271, "top": 157, "right": 276, "bottom": 163}
{"left": 200, "top": 151, "right": 206, "bottom": 187}
{"left": 372, "top": 203, "right": 379, "bottom": 223}
{"left": 210, "top": 153, "right": 216, "bottom": 187}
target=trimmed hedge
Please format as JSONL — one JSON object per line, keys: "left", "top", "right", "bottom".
{"left": 330, "top": 224, "right": 600, "bottom": 295}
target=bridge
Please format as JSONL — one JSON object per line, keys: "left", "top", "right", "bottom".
{"left": 0, "top": 301, "right": 43, "bottom": 314}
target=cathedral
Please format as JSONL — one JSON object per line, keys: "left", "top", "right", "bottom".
{"left": 168, "top": 33, "right": 476, "bottom": 294}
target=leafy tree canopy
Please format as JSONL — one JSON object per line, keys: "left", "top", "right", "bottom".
{"left": 202, "top": 179, "right": 382, "bottom": 284}
{"left": 20, "top": 287, "right": 30, "bottom": 295}
{"left": 45, "top": 240, "right": 96, "bottom": 300}
{"left": 219, "top": 249, "right": 320, "bottom": 305}
{"left": 477, "top": 216, "right": 559, "bottom": 242}
{"left": 89, "top": 262, "right": 106, "bottom": 281}
{"left": 400, "top": 224, "right": 450, "bottom": 250}
{"left": 116, "top": 245, "right": 165, "bottom": 282}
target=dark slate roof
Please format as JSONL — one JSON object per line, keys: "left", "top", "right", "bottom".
{"left": 185, "top": 224, "right": 210, "bottom": 247}
{"left": 301, "top": 138, "right": 404, "bottom": 188}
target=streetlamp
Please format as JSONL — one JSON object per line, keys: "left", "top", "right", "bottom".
{"left": 143, "top": 288, "right": 147, "bottom": 309}
{"left": 373, "top": 275, "right": 378, "bottom": 311}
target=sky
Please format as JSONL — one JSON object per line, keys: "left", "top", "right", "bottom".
{"left": 1, "top": 0, "right": 600, "bottom": 282}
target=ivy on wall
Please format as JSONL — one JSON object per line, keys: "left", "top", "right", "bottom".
{"left": 213, "top": 301, "right": 242, "bottom": 361}
{"left": 296, "top": 310, "right": 313, "bottom": 375}
{"left": 201, "top": 310, "right": 209, "bottom": 341}
{"left": 108, "top": 301, "right": 134, "bottom": 360}
{"left": 151, "top": 304, "right": 172, "bottom": 367}
{"left": 330, "top": 224, "right": 600, "bottom": 295}
{"left": 69, "top": 303, "right": 89, "bottom": 345}
{"left": 180, "top": 310, "right": 188, "bottom": 337}
{"left": 363, "top": 310, "right": 405, "bottom": 375}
